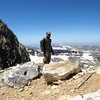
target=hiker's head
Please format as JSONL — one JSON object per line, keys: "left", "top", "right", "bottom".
{"left": 46, "top": 32, "right": 51, "bottom": 39}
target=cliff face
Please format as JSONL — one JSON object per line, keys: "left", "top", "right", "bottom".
{"left": 0, "top": 19, "right": 30, "bottom": 69}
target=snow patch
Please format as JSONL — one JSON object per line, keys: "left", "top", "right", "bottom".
{"left": 52, "top": 55, "right": 69, "bottom": 61}
{"left": 96, "top": 67, "right": 100, "bottom": 74}
{"left": 29, "top": 54, "right": 43, "bottom": 64}
{"left": 82, "top": 52, "right": 94, "bottom": 61}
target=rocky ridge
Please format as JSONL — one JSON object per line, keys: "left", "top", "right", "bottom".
{"left": 0, "top": 19, "right": 30, "bottom": 69}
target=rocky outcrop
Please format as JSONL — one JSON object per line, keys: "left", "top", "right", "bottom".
{"left": 2, "top": 62, "right": 39, "bottom": 88}
{"left": 0, "top": 19, "right": 30, "bottom": 69}
{"left": 43, "top": 62, "right": 81, "bottom": 83}
{"left": 26, "top": 48, "right": 35, "bottom": 55}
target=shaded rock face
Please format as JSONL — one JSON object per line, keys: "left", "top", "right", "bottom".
{"left": 43, "top": 62, "right": 81, "bottom": 83}
{"left": 0, "top": 19, "right": 30, "bottom": 69}
{"left": 2, "top": 62, "right": 39, "bottom": 88}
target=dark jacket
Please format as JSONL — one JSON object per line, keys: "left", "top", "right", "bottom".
{"left": 40, "top": 38, "right": 54, "bottom": 54}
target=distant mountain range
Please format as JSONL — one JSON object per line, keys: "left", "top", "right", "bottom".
{"left": 25, "top": 43, "right": 100, "bottom": 50}
{"left": 26, "top": 44, "right": 100, "bottom": 68}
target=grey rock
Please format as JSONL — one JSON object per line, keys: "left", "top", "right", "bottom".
{"left": 69, "top": 90, "right": 100, "bottom": 100}
{"left": 2, "top": 62, "right": 38, "bottom": 88}
{"left": 26, "top": 48, "right": 35, "bottom": 55}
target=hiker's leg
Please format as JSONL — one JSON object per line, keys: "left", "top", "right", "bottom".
{"left": 43, "top": 54, "right": 48, "bottom": 64}
{"left": 47, "top": 53, "right": 51, "bottom": 64}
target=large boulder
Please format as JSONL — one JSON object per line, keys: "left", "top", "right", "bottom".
{"left": 43, "top": 62, "right": 81, "bottom": 83}
{"left": 2, "top": 62, "right": 39, "bottom": 88}
{"left": 0, "top": 19, "right": 30, "bottom": 69}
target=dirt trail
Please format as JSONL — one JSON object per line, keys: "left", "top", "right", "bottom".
{"left": 0, "top": 67, "right": 100, "bottom": 100}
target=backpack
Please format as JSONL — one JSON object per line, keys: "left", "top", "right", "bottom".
{"left": 40, "top": 38, "right": 46, "bottom": 52}
{"left": 40, "top": 38, "right": 51, "bottom": 52}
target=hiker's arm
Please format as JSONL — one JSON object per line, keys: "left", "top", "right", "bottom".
{"left": 50, "top": 39, "right": 54, "bottom": 55}
{"left": 51, "top": 46, "right": 54, "bottom": 55}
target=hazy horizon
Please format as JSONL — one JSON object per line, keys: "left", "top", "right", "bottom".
{"left": 24, "top": 42, "right": 100, "bottom": 48}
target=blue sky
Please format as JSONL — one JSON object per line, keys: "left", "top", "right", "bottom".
{"left": 0, "top": 0, "right": 100, "bottom": 46}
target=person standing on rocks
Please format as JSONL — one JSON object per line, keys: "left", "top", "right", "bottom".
{"left": 40, "top": 32, "right": 54, "bottom": 64}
